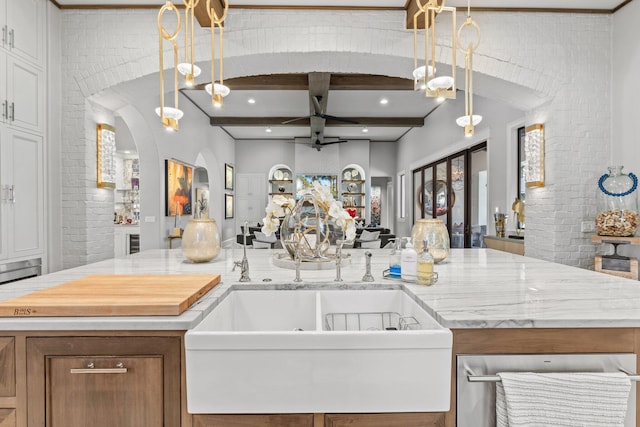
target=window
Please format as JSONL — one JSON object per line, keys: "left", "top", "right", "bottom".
{"left": 399, "top": 173, "right": 406, "bottom": 219}
{"left": 517, "top": 126, "right": 526, "bottom": 202}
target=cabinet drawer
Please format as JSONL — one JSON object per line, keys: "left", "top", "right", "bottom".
{"left": 26, "top": 336, "right": 181, "bottom": 427}
{"left": 193, "top": 414, "right": 314, "bottom": 427}
{"left": 325, "top": 413, "right": 445, "bottom": 427}
{"left": 49, "top": 355, "right": 163, "bottom": 427}
{"left": 0, "top": 337, "right": 14, "bottom": 397}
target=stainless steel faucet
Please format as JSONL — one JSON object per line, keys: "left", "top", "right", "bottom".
{"left": 233, "top": 221, "right": 251, "bottom": 282}
{"left": 292, "top": 239, "right": 303, "bottom": 283}
{"left": 334, "top": 239, "right": 347, "bottom": 282}
{"left": 362, "top": 251, "right": 374, "bottom": 282}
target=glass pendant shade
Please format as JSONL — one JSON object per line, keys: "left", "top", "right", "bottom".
{"left": 155, "top": 106, "right": 184, "bottom": 131}
{"left": 177, "top": 63, "right": 202, "bottom": 86}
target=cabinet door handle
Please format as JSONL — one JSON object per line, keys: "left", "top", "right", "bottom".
{"left": 8, "top": 28, "right": 14, "bottom": 49}
{"left": 9, "top": 102, "right": 14, "bottom": 122}
{"left": 9, "top": 185, "right": 15, "bottom": 204}
{"left": 1, "top": 26, "right": 6, "bottom": 46}
{"left": 70, "top": 362, "right": 127, "bottom": 374}
{"left": 1, "top": 100, "right": 6, "bottom": 122}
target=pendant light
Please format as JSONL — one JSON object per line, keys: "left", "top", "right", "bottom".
{"left": 156, "top": 1, "right": 183, "bottom": 132}
{"left": 177, "top": 0, "right": 202, "bottom": 88}
{"left": 455, "top": 0, "right": 482, "bottom": 137}
{"left": 412, "top": 0, "right": 457, "bottom": 101}
{"left": 205, "top": 0, "right": 230, "bottom": 109}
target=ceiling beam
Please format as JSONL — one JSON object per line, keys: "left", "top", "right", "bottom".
{"left": 209, "top": 116, "right": 424, "bottom": 127}
{"left": 191, "top": 73, "right": 413, "bottom": 91}
{"left": 194, "top": 0, "right": 225, "bottom": 27}
{"left": 193, "top": 74, "right": 310, "bottom": 91}
{"left": 328, "top": 74, "right": 413, "bottom": 90}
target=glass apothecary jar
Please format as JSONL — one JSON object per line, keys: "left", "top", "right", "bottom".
{"left": 411, "top": 219, "right": 450, "bottom": 263}
{"left": 182, "top": 219, "right": 221, "bottom": 262}
{"left": 595, "top": 166, "right": 639, "bottom": 237}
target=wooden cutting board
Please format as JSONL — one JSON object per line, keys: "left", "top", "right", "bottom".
{"left": 0, "top": 274, "right": 221, "bottom": 317}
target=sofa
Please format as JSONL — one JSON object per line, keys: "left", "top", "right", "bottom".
{"left": 353, "top": 227, "right": 396, "bottom": 249}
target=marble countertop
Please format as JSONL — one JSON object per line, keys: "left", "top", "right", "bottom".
{"left": 1, "top": 247, "right": 639, "bottom": 330}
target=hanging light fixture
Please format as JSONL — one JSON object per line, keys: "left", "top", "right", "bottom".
{"left": 205, "top": 0, "right": 230, "bottom": 109}
{"left": 177, "top": 0, "right": 201, "bottom": 87}
{"left": 156, "top": 1, "right": 183, "bottom": 131}
{"left": 412, "top": 0, "right": 456, "bottom": 100}
{"left": 455, "top": 0, "right": 482, "bottom": 137}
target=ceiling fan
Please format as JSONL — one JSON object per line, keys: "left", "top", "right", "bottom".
{"left": 282, "top": 95, "right": 359, "bottom": 126}
{"left": 310, "top": 132, "right": 348, "bottom": 151}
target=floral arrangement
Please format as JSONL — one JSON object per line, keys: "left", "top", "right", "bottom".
{"left": 262, "top": 181, "right": 357, "bottom": 241}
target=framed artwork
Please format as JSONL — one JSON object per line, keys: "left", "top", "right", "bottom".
{"left": 165, "top": 159, "right": 193, "bottom": 216}
{"left": 225, "top": 194, "right": 234, "bottom": 219}
{"left": 196, "top": 188, "right": 210, "bottom": 219}
{"left": 225, "top": 163, "right": 234, "bottom": 190}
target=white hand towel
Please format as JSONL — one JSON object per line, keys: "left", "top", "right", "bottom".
{"left": 496, "top": 372, "right": 631, "bottom": 427}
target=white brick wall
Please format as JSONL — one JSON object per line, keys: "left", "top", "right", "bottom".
{"left": 59, "top": 8, "right": 611, "bottom": 268}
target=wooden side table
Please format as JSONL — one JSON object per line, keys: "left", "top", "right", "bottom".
{"left": 168, "top": 235, "right": 182, "bottom": 249}
{"left": 591, "top": 235, "right": 640, "bottom": 280}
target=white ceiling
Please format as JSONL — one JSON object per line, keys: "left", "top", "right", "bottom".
{"left": 180, "top": 85, "right": 441, "bottom": 142}
{"left": 55, "top": 0, "right": 625, "bottom": 9}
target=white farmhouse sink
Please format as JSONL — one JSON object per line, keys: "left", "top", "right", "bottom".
{"left": 185, "top": 289, "right": 452, "bottom": 414}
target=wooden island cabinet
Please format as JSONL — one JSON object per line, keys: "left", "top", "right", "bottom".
{"left": 0, "top": 328, "right": 636, "bottom": 426}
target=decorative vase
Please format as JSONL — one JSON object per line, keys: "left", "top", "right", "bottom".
{"left": 596, "top": 166, "right": 639, "bottom": 237}
{"left": 280, "top": 191, "right": 344, "bottom": 261}
{"left": 182, "top": 219, "right": 221, "bottom": 262}
{"left": 411, "top": 219, "right": 450, "bottom": 263}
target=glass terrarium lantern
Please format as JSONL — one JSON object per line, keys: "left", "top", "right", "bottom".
{"left": 596, "top": 166, "right": 639, "bottom": 237}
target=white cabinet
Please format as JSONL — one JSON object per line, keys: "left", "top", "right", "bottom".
{"left": 0, "top": 128, "right": 43, "bottom": 261}
{"left": 0, "top": 0, "right": 45, "bottom": 67}
{"left": 0, "top": 54, "right": 44, "bottom": 133}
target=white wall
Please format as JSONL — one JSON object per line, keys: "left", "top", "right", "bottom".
{"left": 612, "top": 1, "right": 640, "bottom": 259}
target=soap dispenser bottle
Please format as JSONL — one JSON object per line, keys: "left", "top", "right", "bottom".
{"left": 417, "top": 238, "right": 435, "bottom": 286}
{"left": 389, "top": 238, "right": 402, "bottom": 278}
{"left": 401, "top": 238, "right": 417, "bottom": 282}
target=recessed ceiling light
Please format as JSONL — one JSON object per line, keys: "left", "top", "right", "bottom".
{"left": 123, "top": 150, "right": 131, "bottom": 154}
{"left": 265, "top": 127, "right": 272, "bottom": 133}
{"left": 362, "top": 127, "right": 369, "bottom": 133}
{"left": 379, "top": 98, "right": 389, "bottom": 105}
{"left": 248, "top": 98, "right": 256, "bottom": 104}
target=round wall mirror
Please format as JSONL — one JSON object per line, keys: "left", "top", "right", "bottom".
{"left": 418, "top": 180, "right": 455, "bottom": 217}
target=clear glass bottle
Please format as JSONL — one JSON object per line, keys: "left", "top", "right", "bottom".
{"left": 388, "top": 238, "right": 402, "bottom": 278}
{"left": 416, "top": 240, "right": 435, "bottom": 286}
{"left": 596, "top": 166, "right": 639, "bottom": 237}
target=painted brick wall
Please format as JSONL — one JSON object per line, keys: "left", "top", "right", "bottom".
{"left": 59, "top": 8, "right": 611, "bottom": 268}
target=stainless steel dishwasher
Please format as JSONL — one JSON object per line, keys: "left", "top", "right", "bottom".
{"left": 457, "top": 353, "right": 637, "bottom": 427}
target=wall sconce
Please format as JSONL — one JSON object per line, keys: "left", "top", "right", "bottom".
{"left": 524, "top": 123, "right": 544, "bottom": 188}
{"left": 97, "top": 123, "right": 116, "bottom": 188}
